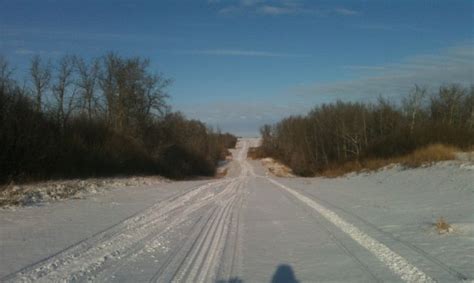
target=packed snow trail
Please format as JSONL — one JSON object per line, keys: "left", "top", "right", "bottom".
{"left": 265, "top": 178, "right": 434, "bottom": 283}
{"left": 1, "top": 139, "right": 472, "bottom": 282}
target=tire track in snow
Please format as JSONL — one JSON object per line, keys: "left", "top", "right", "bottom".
{"left": 148, "top": 207, "right": 219, "bottom": 282}
{"left": 191, "top": 196, "right": 234, "bottom": 282}
{"left": 2, "top": 178, "right": 234, "bottom": 283}
{"left": 151, "top": 145, "right": 249, "bottom": 283}
{"left": 278, "top": 184, "right": 383, "bottom": 282}
{"left": 300, "top": 188, "right": 470, "bottom": 282}
{"left": 169, "top": 179, "right": 242, "bottom": 283}
{"left": 81, "top": 178, "right": 238, "bottom": 282}
{"left": 172, "top": 191, "right": 232, "bottom": 282}
{"left": 4, "top": 140, "right": 249, "bottom": 283}
{"left": 266, "top": 177, "right": 435, "bottom": 283}
{"left": 222, "top": 179, "right": 245, "bottom": 280}
{"left": 1, "top": 181, "right": 208, "bottom": 282}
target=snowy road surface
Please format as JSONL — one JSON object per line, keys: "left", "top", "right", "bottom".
{"left": 1, "top": 139, "right": 473, "bottom": 282}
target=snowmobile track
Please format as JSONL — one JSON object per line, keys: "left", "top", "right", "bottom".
{"left": 300, "top": 188, "right": 470, "bottom": 282}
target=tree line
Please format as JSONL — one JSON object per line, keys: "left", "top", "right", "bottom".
{"left": 258, "top": 84, "right": 474, "bottom": 176}
{"left": 0, "top": 53, "right": 237, "bottom": 184}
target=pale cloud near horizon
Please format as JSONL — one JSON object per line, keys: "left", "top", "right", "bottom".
{"left": 212, "top": 0, "right": 357, "bottom": 17}
{"left": 355, "top": 24, "right": 431, "bottom": 33}
{"left": 176, "top": 43, "right": 474, "bottom": 135}
{"left": 296, "top": 44, "right": 474, "bottom": 99}
{"left": 175, "top": 49, "right": 309, "bottom": 57}
{"left": 258, "top": 5, "right": 300, "bottom": 15}
{"left": 14, "top": 48, "right": 61, "bottom": 56}
{"left": 241, "top": 0, "right": 264, "bottom": 6}
{"left": 176, "top": 100, "right": 303, "bottom": 136}
{"left": 14, "top": 48, "right": 37, "bottom": 55}
{"left": 342, "top": 65, "right": 386, "bottom": 71}
{"left": 2, "top": 26, "right": 139, "bottom": 41}
{"left": 334, "top": 7, "right": 359, "bottom": 16}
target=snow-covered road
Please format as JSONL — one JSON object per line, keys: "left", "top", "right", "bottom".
{"left": 1, "top": 139, "right": 473, "bottom": 282}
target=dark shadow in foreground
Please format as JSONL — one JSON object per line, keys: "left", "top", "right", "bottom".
{"left": 216, "top": 264, "right": 299, "bottom": 283}
{"left": 271, "top": 264, "right": 299, "bottom": 283}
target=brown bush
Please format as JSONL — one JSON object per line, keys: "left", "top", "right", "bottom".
{"left": 320, "top": 161, "right": 363, "bottom": 178}
{"left": 402, "top": 144, "right": 457, "bottom": 167}
{"left": 259, "top": 84, "right": 474, "bottom": 177}
{"left": 435, "top": 217, "right": 452, "bottom": 234}
{"left": 320, "top": 144, "right": 458, "bottom": 177}
{"left": 247, "top": 147, "right": 266, "bottom": 159}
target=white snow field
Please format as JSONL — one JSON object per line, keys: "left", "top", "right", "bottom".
{"left": 1, "top": 139, "right": 473, "bottom": 282}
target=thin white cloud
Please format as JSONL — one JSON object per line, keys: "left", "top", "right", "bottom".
{"left": 334, "top": 7, "right": 359, "bottom": 16}
{"left": 342, "top": 65, "right": 386, "bottom": 71}
{"left": 258, "top": 5, "right": 295, "bottom": 15}
{"left": 176, "top": 49, "right": 309, "bottom": 57}
{"left": 2, "top": 25, "right": 165, "bottom": 43}
{"left": 356, "top": 24, "right": 397, "bottom": 31}
{"left": 14, "top": 49, "right": 36, "bottom": 55}
{"left": 212, "top": 1, "right": 358, "bottom": 17}
{"left": 218, "top": 6, "right": 241, "bottom": 14}
{"left": 296, "top": 44, "right": 474, "bottom": 99}
{"left": 14, "top": 48, "right": 61, "bottom": 56}
{"left": 176, "top": 100, "right": 300, "bottom": 136}
{"left": 175, "top": 44, "right": 474, "bottom": 136}
{"left": 355, "top": 24, "right": 431, "bottom": 33}
{"left": 240, "top": 0, "right": 263, "bottom": 6}
{"left": 215, "top": 0, "right": 316, "bottom": 16}
{"left": 257, "top": 4, "right": 315, "bottom": 15}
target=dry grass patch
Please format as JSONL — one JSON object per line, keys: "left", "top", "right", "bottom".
{"left": 247, "top": 146, "right": 266, "bottom": 159}
{"left": 402, "top": 144, "right": 458, "bottom": 168}
{"left": 435, "top": 217, "right": 453, "bottom": 234}
{"left": 320, "top": 144, "right": 458, "bottom": 178}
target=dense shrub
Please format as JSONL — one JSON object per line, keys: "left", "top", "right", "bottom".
{"left": 0, "top": 54, "right": 236, "bottom": 183}
{"left": 259, "top": 85, "right": 474, "bottom": 176}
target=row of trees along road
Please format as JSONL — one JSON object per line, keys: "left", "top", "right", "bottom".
{"left": 0, "top": 53, "right": 237, "bottom": 184}
{"left": 259, "top": 84, "right": 474, "bottom": 176}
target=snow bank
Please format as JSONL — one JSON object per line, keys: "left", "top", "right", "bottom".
{"left": 261, "top": 157, "right": 294, "bottom": 177}
{"left": 0, "top": 176, "right": 165, "bottom": 207}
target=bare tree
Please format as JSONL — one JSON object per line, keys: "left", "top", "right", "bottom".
{"left": 431, "top": 84, "right": 466, "bottom": 125}
{"left": 467, "top": 86, "right": 474, "bottom": 129}
{"left": 99, "top": 53, "right": 170, "bottom": 133}
{"left": 403, "top": 84, "right": 427, "bottom": 133}
{"left": 143, "top": 73, "right": 171, "bottom": 118}
{"left": 76, "top": 57, "right": 100, "bottom": 120}
{"left": 0, "top": 56, "right": 14, "bottom": 93}
{"left": 30, "top": 55, "right": 51, "bottom": 112}
{"left": 52, "top": 55, "right": 77, "bottom": 128}
{"left": 2, "top": 52, "right": 238, "bottom": 182}
{"left": 99, "top": 53, "right": 119, "bottom": 128}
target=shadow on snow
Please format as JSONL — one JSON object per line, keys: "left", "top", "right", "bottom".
{"left": 216, "top": 264, "right": 299, "bottom": 283}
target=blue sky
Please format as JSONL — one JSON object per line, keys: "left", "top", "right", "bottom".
{"left": 1, "top": 0, "right": 473, "bottom": 136}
